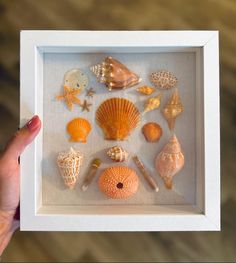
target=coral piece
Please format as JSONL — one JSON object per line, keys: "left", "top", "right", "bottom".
{"left": 155, "top": 134, "right": 184, "bottom": 189}
{"left": 98, "top": 166, "right": 139, "bottom": 199}
{"left": 86, "top": 88, "right": 96, "bottom": 98}
{"left": 56, "top": 85, "right": 81, "bottom": 111}
{"left": 80, "top": 99, "right": 92, "bottom": 112}
{"left": 107, "top": 146, "right": 129, "bottom": 162}
{"left": 67, "top": 118, "right": 91, "bottom": 142}
{"left": 64, "top": 68, "right": 88, "bottom": 92}
{"left": 144, "top": 93, "right": 162, "bottom": 113}
{"left": 96, "top": 98, "right": 140, "bottom": 140}
{"left": 150, "top": 70, "right": 177, "bottom": 90}
{"left": 90, "top": 56, "right": 141, "bottom": 91}
{"left": 136, "top": 86, "right": 155, "bottom": 95}
{"left": 142, "top": 122, "right": 162, "bottom": 142}
{"left": 162, "top": 89, "right": 183, "bottom": 130}
{"left": 57, "top": 147, "right": 83, "bottom": 189}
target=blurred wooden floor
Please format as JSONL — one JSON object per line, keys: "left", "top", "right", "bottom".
{"left": 0, "top": 0, "right": 236, "bottom": 261}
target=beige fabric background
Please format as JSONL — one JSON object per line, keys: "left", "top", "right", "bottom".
{"left": 0, "top": 0, "right": 235, "bottom": 262}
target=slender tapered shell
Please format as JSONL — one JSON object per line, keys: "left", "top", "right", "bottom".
{"left": 99, "top": 166, "right": 139, "bottom": 199}
{"left": 90, "top": 56, "right": 141, "bottom": 91}
{"left": 96, "top": 98, "right": 141, "bottom": 140}
{"left": 144, "top": 93, "right": 162, "bottom": 113}
{"left": 136, "top": 86, "right": 155, "bottom": 95}
{"left": 107, "top": 146, "right": 129, "bottom": 162}
{"left": 155, "top": 135, "right": 184, "bottom": 189}
{"left": 57, "top": 147, "right": 83, "bottom": 189}
{"left": 150, "top": 70, "right": 177, "bottom": 90}
{"left": 162, "top": 89, "right": 183, "bottom": 130}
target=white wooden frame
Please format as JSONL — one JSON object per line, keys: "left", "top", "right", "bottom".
{"left": 20, "top": 31, "right": 220, "bottom": 231}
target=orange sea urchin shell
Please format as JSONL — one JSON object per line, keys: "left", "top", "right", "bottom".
{"left": 67, "top": 118, "right": 91, "bottom": 142}
{"left": 99, "top": 166, "right": 139, "bottom": 199}
{"left": 142, "top": 122, "right": 163, "bottom": 142}
{"left": 96, "top": 98, "right": 141, "bottom": 140}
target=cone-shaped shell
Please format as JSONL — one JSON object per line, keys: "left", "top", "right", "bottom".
{"left": 90, "top": 56, "right": 141, "bottom": 91}
{"left": 96, "top": 98, "right": 140, "bottom": 140}
{"left": 155, "top": 135, "right": 184, "bottom": 189}
{"left": 99, "top": 166, "right": 139, "bottom": 199}
{"left": 57, "top": 147, "right": 83, "bottom": 189}
{"left": 150, "top": 70, "right": 177, "bottom": 90}
{"left": 144, "top": 93, "right": 162, "bottom": 113}
{"left": 107, "top": 146, "right": 129, "bottom": 162}
{"left": 162, "top": 89, "right": 183, "bottom": 130}
{"left": 136, "top": 86, "right": 155, "bottom": 95}
{"left": 67, "top": 118, "right": 91, "bottom": 142}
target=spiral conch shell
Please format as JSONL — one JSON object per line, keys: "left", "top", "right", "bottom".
{"left": 155, "top": 135, "right": 184, "bottom": 189}
{"left": 150, "top": 70, "right": 177, "bottom": 90}
{"left": 136, "top": 86, "right": 155, "bottom": 95}
{"left": 162, "top": 89, "right": 183, "bottom": 130}
{"left": 90, "top": 56, "right": 141, "bottom": 91}
{"left": 144, "top": 93, "right": 162, "bottom": 113}
{"left": 107, "top": 146, "right": 129, "bottom": 162}
{"left": 96, "top": 98, "right": 140, "bottom": 140}
{"left": 57, "top": 147, "right": 83, "bottom": 189}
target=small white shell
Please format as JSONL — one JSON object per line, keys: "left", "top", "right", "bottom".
{"left": 64, "top": 69, "right": 88, "bottom": 91}
{"left": 107, "top": 146, "right": 129, "bottom": 162}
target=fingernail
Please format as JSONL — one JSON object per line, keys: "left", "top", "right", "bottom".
{"left": 26, "top": 115, "right": 40, "bottom": 131}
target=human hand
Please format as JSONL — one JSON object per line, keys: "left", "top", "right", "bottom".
{"left": 0, "top": 115, "right": 41, "bottom": 255}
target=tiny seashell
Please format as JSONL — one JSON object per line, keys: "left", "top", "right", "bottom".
{"left": 64, "top": 69, "right": 88, "bottom": 92}
{"left": 107, "top": 146, "right": 129, "bottom": 162}
{"left": 136, "top": 86, "right": 155, "bottom": 95}
{"left": 142, "top": 122, "right": 162, "bottom": 142}
{"left": 57, "top": 147, "right": 83, "bottom": 189}
{"left": 155, "top": 134, "right": 184, "bottom": 189}
{"left": 144, "top": 93, "right": 162, "bottom": 113}
{"left": 67, "top": 118, "right": 91, "bottom": 142}
{"left": 90, "top": 56, "right": 141, "bottom": 91}
{"left": 150, "top": 70, "right": 177, "bottom": 90}
{"left": 99, "top": 166, "right": 139, "bottom": 199}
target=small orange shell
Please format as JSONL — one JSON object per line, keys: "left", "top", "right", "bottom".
{"left": 67, "top": 118, "right": 91, "bottom": 142}
{"left": 99, "top": 166, "right": 139, "bottom": 199}
{"left": 136, "top": 86, "right": 155, "bottom": 95}
{"left": 142, "top": 122, "right": 163, "bottom": 142}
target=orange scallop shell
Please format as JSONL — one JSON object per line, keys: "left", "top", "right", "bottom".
{"left": 142, "top": 122, "right": 163, "bottom": 142}
{"left": 67, "top": 118, "right": 91, "bottom": 142}
{"left": 99, "top": 166, "right": 139, "bottom": 199}
{"left": 96, "top": 98, "right": 140, "bottom": 140}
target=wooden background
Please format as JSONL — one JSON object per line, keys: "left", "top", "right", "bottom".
{"left": 0, "top": 0, "right": 235, "bottom": 261}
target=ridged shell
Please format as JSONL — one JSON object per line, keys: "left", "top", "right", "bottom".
{"left": 162, "top": 89, "right": 183, "bottom": 130}
{"left": 136, "top": 86, "right": 155, "bottom": 95}
{"left": 155, "top": 134, "right": 184, "bottom": 189}
{"left": 99, "top": 166, "right": 139, "bottom": 199}
{"left": 150, "top": 70, "right": 177, "bottom": 90}
{"left": 107, "top": 146, "right": 129, "bottom": 162}
{"left": 90, "top": 56, "right": 141, "bottom": 91}
{"left": 96, "top": 98, "right": 141, "bottom": 140}
{"left": 67, "top": 118, "right": 91, "bottom": 142}
{"left": 57, "top": 147, "right": 83, "bottom": 189}
{"left": 142, "top": 122, "right": 163, "bottom": 142}
{"left": 144, "top": 93, "right": 162, "bottom": 113}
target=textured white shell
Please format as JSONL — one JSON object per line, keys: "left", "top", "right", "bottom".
{"left": 64, "top": 68, "right": 88, "bottom": 91}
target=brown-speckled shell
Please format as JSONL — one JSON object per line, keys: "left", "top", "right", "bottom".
{"left": 150, "top": 70, "right": 177, "bottom": 90}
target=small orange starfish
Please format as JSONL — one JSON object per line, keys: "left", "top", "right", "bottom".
{"left": 56, "top": 86, "right": 81, "bottom": 111}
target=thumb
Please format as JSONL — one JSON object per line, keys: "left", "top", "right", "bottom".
{"left": 4, "top": 115, "right": 41, "bottom": 160}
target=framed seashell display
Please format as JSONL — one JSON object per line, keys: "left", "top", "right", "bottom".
{"left": 20, "top": 31, "right": 220, "bottom": 232}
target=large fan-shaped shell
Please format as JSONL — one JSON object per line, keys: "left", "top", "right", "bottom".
{"left": 57, "top": 147, "right": 83, "bottom": 189}
{"left": 96, "top": 98, "right": 141, "bottom": 140}
{"left": 99, "top": 166, "right": 139, "bottom": 199}
{"left": 67, "top": 118, "right": 91, "bottom": 142}
{"left": 155, "top": 134, "right": 184, "bottom": 189}
{"left": 150, "top": 70, "right": 177, "bottom": 90}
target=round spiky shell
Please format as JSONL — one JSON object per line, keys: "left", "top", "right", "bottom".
{"left": 99, "top": 166, "right": 139, "bottom": 199}
{"left": 96, "top": 98, "right": 141, "bottom": 140}
{"left": 57, "top": 147, "right": 83, "bottom": 189}
{"left": 67, "top": 118, "right": 91, "bottom": 142}
{"left": 150, "top": 70, "right": 177, "bottom": 90}
{"left": 107, "top": 146, "right": 129, "bottom": 162}
{"left": 136, "top": 86, "right": 155, "bottom": 95}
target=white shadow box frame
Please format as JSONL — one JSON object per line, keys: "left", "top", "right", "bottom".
{"left": 20, "top": 31, "right": 220, "bottom": 231}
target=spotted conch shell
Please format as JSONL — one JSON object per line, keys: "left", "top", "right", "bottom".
{"left": 150, "top": 70, "right": 177, "bottom": 90}
{"left": 90, "top": 56, "right": 141, "bottom": 91}
{"left": 144, "top": 93, "right": 162, "bottom": 113}
{"left": 155, "top": 134, "right": 184, "bottom": 189}
{"left": 107, "top": 146, "right": 129, "bottom": 162}
{"left": 162, "top": 89, "right": 183, "bottom": 130}
{"left": 57, "top": 147, "right": 83, "bottom": 189}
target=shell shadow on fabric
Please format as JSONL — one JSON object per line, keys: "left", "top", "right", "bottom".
{"left": 96, "top": 97, "right": 141, "bottom": 140}
{"left": 67, "top": 118, "right": 91, "bottom": 142}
